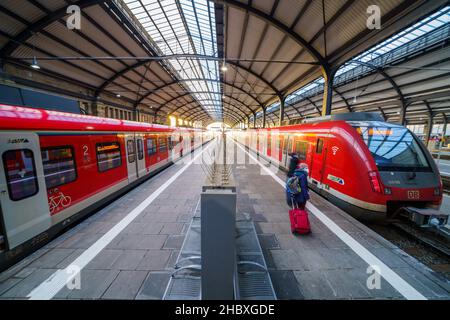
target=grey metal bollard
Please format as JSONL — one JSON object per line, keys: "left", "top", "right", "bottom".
{"left": 201, "top": 184, "right": 237, "bottom": 300}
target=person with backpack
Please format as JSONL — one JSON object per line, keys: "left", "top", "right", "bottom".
{"left": 286, "top": 163, "right": 310, "bottom": 209}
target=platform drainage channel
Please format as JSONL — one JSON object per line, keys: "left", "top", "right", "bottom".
{"left": 163, "top": 206, "right": 276, "bottom": 300}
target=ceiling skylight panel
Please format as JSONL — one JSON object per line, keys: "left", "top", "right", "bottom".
{"left": 123, "top": 0, "right": 222, "bottom": 119}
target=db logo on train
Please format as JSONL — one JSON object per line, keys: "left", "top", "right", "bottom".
{"left": 407, "top": 190, "right": 420, "bottom": 200}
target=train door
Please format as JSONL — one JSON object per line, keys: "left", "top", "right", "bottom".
{"left": 281, "top": 135, "right": 291, "bottom": 168}
{"left": 135, "top": 134, "right": 146, "bottom": 178}
{"left": 125, "top": 134, "right": 138, "bottom": 183}
{"left": 0, "top": 132, "right": 51, "bottom": 249}
{"left": 310, "top": 138, "right": 327, "bottom": 185}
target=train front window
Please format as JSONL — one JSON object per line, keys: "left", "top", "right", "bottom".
{"left": 41, "top": 146, "right": 77, "bottom": 189}
{"left": 2, "top": 149, "right": 38, "bottom": 201}
{"left": 354, "top": 125, "right": 431, "bottom": 172}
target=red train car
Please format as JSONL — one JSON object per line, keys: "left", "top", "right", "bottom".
{"left": 234, "top": 113, "right": 445, "bottom": 223}
{"left": 0, "top": 104, "right": 212, "bottom": 271}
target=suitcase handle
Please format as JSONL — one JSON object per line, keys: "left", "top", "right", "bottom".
{"left": 290, "top": 196, "right": 298, "bottom": 209}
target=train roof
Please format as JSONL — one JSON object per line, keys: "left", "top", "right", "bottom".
{"left": 255, "top": 112, "right": 403, "bottom": 132}
{"left": 0, "top": 104, "right": 202, "bottom": 133}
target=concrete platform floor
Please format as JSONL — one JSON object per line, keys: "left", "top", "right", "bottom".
{"left": 0, "top": 137, "right": 449, "bottom": 300}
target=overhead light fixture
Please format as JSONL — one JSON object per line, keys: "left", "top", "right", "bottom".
{"left": 221, "top": 58, "right": 228, "bottom": 72}
{"left": 30, "top": 33, "right": 40, "bottom": 70}
{"left": 30, "top": 56, "right": 40, "bottom": 70}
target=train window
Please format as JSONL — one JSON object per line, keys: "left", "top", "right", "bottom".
{"left": 295, "top": 141, "right": 308, "bottom": 160}
{"left": 146, "top": 138, "right": 157, "bottom": 156}
{"left": 2, "top": 149, "right": 38, "bottom": 201}
{"left": 127, "top": 140, "right": 136, "bottom": 163}
{"left": 159, "top": 138, "right": 167, "bottom": 152}
{"left": 137, "top": 139, "right": 144, "bottom": 160}
{"left": 168, "top": 137, "right": 173, "bottom": 150}
{"left": 96, "top": 142, "right": 122, "bottom": 172}
{"left": 316, "top": 139, "right": 323, "bottom": 154}
{"left": 41, "top": 146, "right": 77, "bottom": 189}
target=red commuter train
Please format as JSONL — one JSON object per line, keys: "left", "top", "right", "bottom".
{"left": 0, "top": 104, "right": 212, "bottom": 271}
{"left": 234, "top": 113, "right": 445, "bottom": 223}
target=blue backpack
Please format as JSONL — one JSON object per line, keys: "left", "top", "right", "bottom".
{"left": 286, "top": 176, "right": 302, "bottom": 195}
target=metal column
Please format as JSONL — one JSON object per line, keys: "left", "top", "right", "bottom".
{"left": 278, "top": 96, "right": 285, "bottom": 127}
{"left": 321, "top": 67, "right": 336, "bottom": 117}
{"left": 262, "top": 107, "right": 266, "bottom": 128}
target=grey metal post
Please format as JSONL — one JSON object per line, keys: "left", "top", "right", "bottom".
{"left": 200, "top": 137, "right": 237, "bottom": 299}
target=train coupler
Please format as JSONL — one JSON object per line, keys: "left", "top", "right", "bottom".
{"left": 399, "top": 207, "right": 449, "bottom": 228}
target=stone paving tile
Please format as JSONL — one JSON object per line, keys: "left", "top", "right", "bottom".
{"left": 86, "top": 249, "right": 123, "bottom": 270}
{"left": 56, "top": 249, "right": 85, "bottom": 269}
{"left": 276, "top": 234, "right": 327, "bottom": 252}
{"left": 56, "top": 269, "right": 119, "bottom": 299}
{"left": 2, "top": 269, "right": 57, "bottom": 298}
{"left": 57, "top": 233, "right": 102, "bottom": 249}
{"left": 111, "top": 250, "right": 146, "bottom": 270}
{"left": 136, "top": 250, "right": 172, "bottom": 271}
{"left": 28, "top": 248, "right": 76, "bottom": 269}
{"left": 102, "top": 270, "right": 148, "bottom": 299}
{"left": 80, "top": 221, "right": 116, "bottom": 235}
{"left": 111, "top": 234, "right": 167, "bottom": 250}
{"left": 270, "top": 249, "right": 307, "bottom": 270}
{"left": 122, "top": 222, "right": 148, "bottom": 234}
{"left": 142, "top": 222, "right": 164, "bottom": 234}
{"left": 160, "top": 223, "right": 184, "bottom": 235}
{"left": 293, "top": 270, "right": 340, "bottom": 299}
{"left": 0, "top": 277, "right": 22, "bottom": 296}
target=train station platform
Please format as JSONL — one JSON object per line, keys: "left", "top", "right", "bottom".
{"left": 0, "top": 138, "right": 449, "bottom": 300}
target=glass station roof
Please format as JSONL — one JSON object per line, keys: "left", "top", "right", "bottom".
{"left": 261, "top": 6, "right": 450, "bottom": 119}
{"left": 123, "top": 0, "right": 222, "bottom": 120}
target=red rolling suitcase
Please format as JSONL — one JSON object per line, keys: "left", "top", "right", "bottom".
{"left": 289, "top": 199, "right": 311, "bottom": 234}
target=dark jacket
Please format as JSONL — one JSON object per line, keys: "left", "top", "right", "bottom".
{"left": 286, "top": 169, "right": 310, "bottom": 206}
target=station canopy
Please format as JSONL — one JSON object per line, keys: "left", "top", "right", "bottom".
{"left": 0, "top": 0, "right": 448, "bottom": 127}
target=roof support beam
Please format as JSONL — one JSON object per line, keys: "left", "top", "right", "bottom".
{"left": 215, "top": 0, "right": 328, "bottom": 67}
{"left": 180, "top": 102, "right": 248, "bottom": 121}
{"left": 177, "top": 95, "right": 257, "bottom": 118}
{"left": 350, "top": 61, "right": 406, "bottom": 124}
{"left": 0, "top": 0, "right": 106, "bottom": 58}
{"left": 137, "top": 79, "right": 265, "bottom": 114}
{"left": 187, "top": 108, "right": 245, "bottom": 124}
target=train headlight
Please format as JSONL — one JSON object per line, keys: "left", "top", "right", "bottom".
{"left": 384, "top": 187, "right": 392, "bottom": 195}
{"left": 433, "top": 187, "right": 441, "bottom": 196}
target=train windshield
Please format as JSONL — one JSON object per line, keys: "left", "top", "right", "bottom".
{"left": 351, "top": 122, "right": 431, "bottom": 172}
